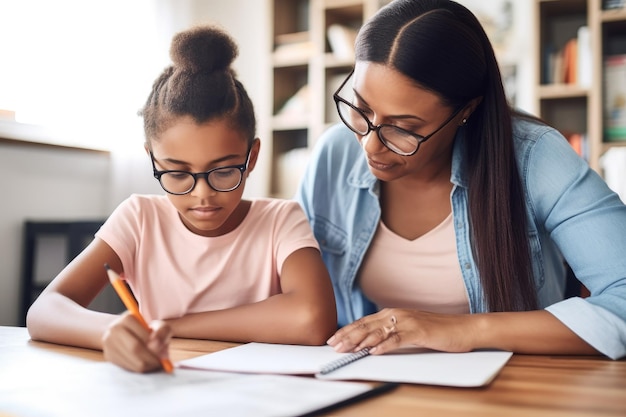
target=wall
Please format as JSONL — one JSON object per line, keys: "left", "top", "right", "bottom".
{"left": 0, "top": 143, "right": 111, "bottom": 325}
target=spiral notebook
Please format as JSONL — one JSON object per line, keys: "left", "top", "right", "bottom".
{"left": 178, "top": 342, "right": 513, "bottom": 387}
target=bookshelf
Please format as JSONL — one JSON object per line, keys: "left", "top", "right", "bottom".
{"left": 534, "top": 0, "right": 626, "bottom": 174}
{"left": 268, "top": 0, "right": 389, "bottom": 198}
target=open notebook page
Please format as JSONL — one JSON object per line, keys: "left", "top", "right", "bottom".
{"left": 178, "top": 342, "right": 513, "bottom": 387}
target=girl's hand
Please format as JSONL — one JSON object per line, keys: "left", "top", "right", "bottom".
{"left": 102, "top": 312, "right": 172, "bottom": 373}
{"left": 326, "top": 308, "right": 477, "bottom": 355}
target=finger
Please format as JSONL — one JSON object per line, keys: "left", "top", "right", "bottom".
{"left": 122, "top": 332, "right": 163, "bottom": 373}
{"left": 354, "top": 315, "right": 399, "bottom": 351}
{"left": 330, "top": 315, "right": 394, "bottom": 352}
{"left": 148, "top": 320, "right": 172, "bottom": 360}
{"left": 328, "top": 320, "right": 363, "bottom": 343}
{"left": 366, "top": 312, "right": 402, "bottom": 354}
{"left": 103, "top": 314, "right": 162, "bottom": 373}
{"left": 329, "top": 317, "right": 378, "bottom": 352}
{"left": 115, "top": 311, "right": 151, "bottom": 339}
{"left": 150, "top": 320, "right": 173, "bottom": 342}
{"left": 353, "top": 325, "right": 393, "bottom": 352}
{"left": 369, "top": 331, "right": 402, "bottom": 355}
{"left": 326, "top": 319, "right": 363, "bottom": 346}
{"left": 103, "top": 324, "right": 144, "bottom": 371}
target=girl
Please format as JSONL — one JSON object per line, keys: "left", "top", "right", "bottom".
{"left": 27, "top": 25, "right": 337, "bottom": 372}
{"left": 296, "top": 0, "right": 626, "bottom": 359}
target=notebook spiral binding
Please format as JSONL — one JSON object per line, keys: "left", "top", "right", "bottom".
{"left": 319, "top": 347, "right": 371, "bottom": 375}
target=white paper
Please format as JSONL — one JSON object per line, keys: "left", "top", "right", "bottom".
{"left": 179, "top": 342, "right": 513, "bottom": 387}
{"left": 180, "top": 342, "right": 352, "bottom": 374}
{"left": 0, "top": 361, "right": 374, "bottom": 417}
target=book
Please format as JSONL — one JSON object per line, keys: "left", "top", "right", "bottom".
{"left": 562, "top": 38, "right": 578, "bottom": 84}
{"left": 326, "top": 24, "right": 358, "bottom": 60}
{"left": 604, "top": 55, "right": 626, "bottom": 141}
{"left": 178, "top": 342, "right": 514, "bottom": 388}
{"left": 604, "top": 0, "right": 625, "bottom": 10}
{"left": 577, "top": 26, "right": 592, "bottom": 88}
{"left": 273, "top": 32, "right": 313, "bottom": 62}
{"left": 565, "top": 132, "right": 588, "bottom": 160}
{"left": 543, "top": 26, "right": 591, "bottom": 87}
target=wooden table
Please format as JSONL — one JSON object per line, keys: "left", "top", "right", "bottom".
{"left": 1, "top": 326, "right": 625, "bottom": 416}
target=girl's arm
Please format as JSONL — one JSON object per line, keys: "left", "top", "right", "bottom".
{"left": 167, "top": 246, "right": 338, "bottom": 345}
{"left": 27, "top": 237, "right": 169, "bottom": 372}
{"left": 327, "top": 308, "right": 599, "bottom": 356}
{"left": 26, "top": 237, "right": 120, "bottom": 350}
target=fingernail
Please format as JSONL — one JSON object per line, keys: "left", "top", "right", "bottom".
{"left": 369, "top": 346, "right": 378, "bottom": 354}
{"left": 326, "top": 335, "right": 335, "bottom": 345}
{"left": 332, "top": 342, "right": 344, "bottom": 352}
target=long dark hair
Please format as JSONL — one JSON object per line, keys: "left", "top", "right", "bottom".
{"left": 356, "top": 0, "right": 537, "bottom": 311}
{"left": 139, "top": 25, "right": 256, "bottom": 146}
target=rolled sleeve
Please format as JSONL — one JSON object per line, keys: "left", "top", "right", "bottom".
{"left": 546, "top": 297, "right": 626, "bottom": 359}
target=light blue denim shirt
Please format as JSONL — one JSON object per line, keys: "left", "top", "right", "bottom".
{"left": 295, "top": 120, "right": 626, "bottom": 359}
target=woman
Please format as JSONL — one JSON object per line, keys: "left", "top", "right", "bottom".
{"left": 296, "top": 0, "right": 626, "bottom": 359}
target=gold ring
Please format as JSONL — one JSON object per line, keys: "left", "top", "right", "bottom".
{"left": 382, "top": 325, "right": 395, "bottom": 336}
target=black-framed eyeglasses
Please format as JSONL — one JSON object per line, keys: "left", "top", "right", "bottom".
{"left": 150, "top": 149, "right": 251, "bottom": 195}
{"left": 333, "top": 69, "right": 464, "bottom": 156}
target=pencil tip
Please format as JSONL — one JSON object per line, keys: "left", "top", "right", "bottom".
{"left": 104, "top": 263, "right": 110, "bottom": 271}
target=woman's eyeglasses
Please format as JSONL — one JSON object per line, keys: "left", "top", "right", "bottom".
{"left": 333, "top": 69, "right": 463, "bottom": 156}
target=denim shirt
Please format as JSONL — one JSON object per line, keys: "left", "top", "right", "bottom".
{"left": 295, "top": 121, "right": 626, "bottom": 359}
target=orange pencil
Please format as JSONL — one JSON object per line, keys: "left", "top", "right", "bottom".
{"left": 104, "top": 263, "right": 174, "bottom": 373}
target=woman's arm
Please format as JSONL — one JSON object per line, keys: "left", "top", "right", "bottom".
{"left": 327, "top": 308, "right": 599, "bottom": 356}
{"left": 526, "top": 127, "right": 626, "bottom": 358}
{"left": 167, "top": 247, "right": 337, "bottom": 345}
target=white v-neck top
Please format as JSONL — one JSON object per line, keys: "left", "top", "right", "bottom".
{"left": 358, "top": 214, "right": 470, "bottom": 314}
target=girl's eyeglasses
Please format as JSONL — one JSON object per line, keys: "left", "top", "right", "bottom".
{"left": 150, "top": 149, "right": 251, "bottom": 195}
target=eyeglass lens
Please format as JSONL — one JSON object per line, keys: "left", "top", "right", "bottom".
{"left": 336, "top": 100, "right": 420, "bottom": 155}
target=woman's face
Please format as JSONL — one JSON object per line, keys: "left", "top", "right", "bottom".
{"left": 349, "top": 62, "right": 464, "bottom": 182}
{"left": 149, "top": 116, "right": 259, "bottom": 237}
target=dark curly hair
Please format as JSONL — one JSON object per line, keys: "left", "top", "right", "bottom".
{"left": 140, "top": 25, "right": 256, "bottom": 146}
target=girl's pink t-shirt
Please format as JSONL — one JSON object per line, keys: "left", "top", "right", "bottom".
{"left": 96, "top": 194, "right": 319, "bottom": 321}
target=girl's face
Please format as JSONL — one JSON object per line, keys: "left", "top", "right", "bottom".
{"left": 350, "top": 62, "right": 466, "bottom": 182}
{"left": 149, "top": 116, "right": 259, "bottom": 237}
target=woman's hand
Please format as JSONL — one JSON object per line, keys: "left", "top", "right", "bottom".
{"left": 326, "top": 308, "right": 478, "bottom": 355}
{"left": 102, "top": 312, "right": 172, "bottom": 373}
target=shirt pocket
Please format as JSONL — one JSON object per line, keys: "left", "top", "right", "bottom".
{"left": 312, "top": 217, "right": 347, "bottom": 256}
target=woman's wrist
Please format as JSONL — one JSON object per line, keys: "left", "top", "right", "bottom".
{"left": 465, "top": 313, "right": 495, "bottom": 351}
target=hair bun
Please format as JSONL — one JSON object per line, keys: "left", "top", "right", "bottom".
{"left": 170, "top": 25, "right": 238, "bottom": 73}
